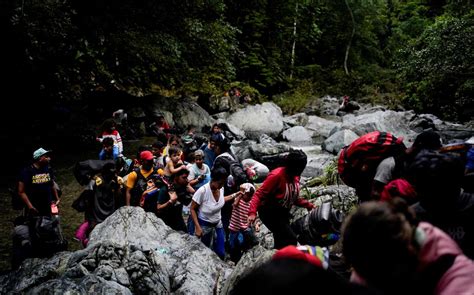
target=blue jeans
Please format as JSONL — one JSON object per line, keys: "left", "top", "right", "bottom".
{"left": 192, "top": 218, "right": 225, "bottom": 259}
{"left": 229, "top": 228, "right": 258, "bottom": 262}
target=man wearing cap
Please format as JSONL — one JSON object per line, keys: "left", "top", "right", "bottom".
{"left": 125, "top": 150, "right": 159, "bottom": 206}
{"left": 18, "top": 148, "right": 60, "bottom": 216}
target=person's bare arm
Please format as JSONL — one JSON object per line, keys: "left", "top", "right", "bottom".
{"left": 190, "top": 201, "right": 202, "bottom": 237}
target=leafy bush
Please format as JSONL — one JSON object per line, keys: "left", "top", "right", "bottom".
{"left": 396, "top": 16, "right": 474, "bottom": 121}
{"left": 273, "top": 80, "right": 315, "bottom": 114}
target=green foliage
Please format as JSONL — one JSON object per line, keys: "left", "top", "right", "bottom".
{"left": 273, "top": 80, "right": 315, "bottom": 114}
{"left": 305, "top": 158, "right": 340, "bottom": 187}
{"left": 7, "top": 0, "right": 238, "bottom": 101}
{"left": 3, "top": 0, "right": 472, "bottom": 124}
{"left": 396, "top": 15, "right": 474, "bottom": 121}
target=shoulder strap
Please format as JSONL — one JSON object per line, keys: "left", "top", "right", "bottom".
{"left": 134, "top": 167, "right": 144, "bottom": 181}
{"left": 420, "top": 254, "right": 457, "bottom": 293}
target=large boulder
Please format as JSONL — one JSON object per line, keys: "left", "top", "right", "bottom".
{"left": 283, "top": 113, "right": 309, "bottom": 127}
{"left": 282, "top": 126, "right": 313, "bottom": 144}
{"left": 216, "top": 119, "right": 247, "bottom": 140}
{"left": 227, "top": 102, "right": 284, "bottom": 139}
{"left": 249, "top": 142, "right": 292, "bottom": 170}
{"left": 220, "top": 246, "right": 274, "bottom": 295}
{"left": 322, "top": 129, "right": 359, "bottom": 155}
{"left": 341, "top": 110, "right": 417, "bottom": 145}
{"left": 301, "top": 153, "right": 335, "bottom": 178}
{"left": 148, "top": 95, "right": 214, "bottom": 131}
{"left": 318, "top": 95, "right": 342, "bottom": 117}
{"left": 0, "top": 207, "right": 233, "bottom": 294}
{"left": 305, "top": 116, "right": 342, "bottom": 144}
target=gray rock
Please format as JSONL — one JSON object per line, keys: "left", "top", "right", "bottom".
{"left": 341, "top": 110, "right": 417, "bottom": 145}
{"left": 322, "top": 129, "right": 359, "bottom": 155}
{"left": 148, "top": 95, "right": 214, "bottom": 131}
{"left": 301, "top": 153, "right": 335, "bottom": 178}
{"left": 221, "top": 246, "right": 275, "bottom": 295}
{"left": 319, "top": 95, "right": 341, "bottom": 116}
{"left": 0, "top": 207, "right": 232, "bottom": 294}
{"left": 258, "top": 134, "right": 278, "bottom": 145}
{"left": 306, "top": 116, "right": 342, "bottom": 144}
{"left": 227, "top": 102, "right": 284, "bottom": 139}
{"left": 231, "top": 140, "right": 256, "bottom": 161}
{"left": 283, "top": 113, "right": 309, "bottom": 127}
{"left": 114, "top": 268, "right": 131, "bottom": 287}
{"left": 282, "top": 126, "right": 313, "bottom": 144}
{"left": 216, "top": 119, "right": 247, "bottom": 140}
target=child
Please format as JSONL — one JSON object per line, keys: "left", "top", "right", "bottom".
{"left": 97, "top": 118, "right": 123, "bottom": 155}
{"left": 99, "top": 137, "right": 119, "bottom": 160}
{"left": 229, "top": 183, "right": 259, "bottom": 262}
{"left": 163, "top": 146, "right": 186, "bottom": 181}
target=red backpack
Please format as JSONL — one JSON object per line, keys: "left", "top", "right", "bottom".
{"left": 338, "top": 131, "right": 406, "bottom": 188}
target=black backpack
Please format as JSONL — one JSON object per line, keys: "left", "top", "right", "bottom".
{"left": 30, "top": 216, "right": 68, "bottom": 256}
{"left": 130, "top": 168, "right": 159, "bottom": 206}
{"left": 215, "top": 153, "right": 250, "bottom": 187}
{"left": 291, "top": 202, "right": 344, "bottom": 247}
{"left": 74, "top": 159, "right": 115, "bottom": 185}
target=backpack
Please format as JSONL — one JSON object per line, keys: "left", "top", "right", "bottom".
{"left": 291, "top": 202, "right": 344, "bottom": 247}
{"left": 30, "top": 216, "right": 68, "bottom": 256}
{"left": 338, "top": 131, "right": 406, "bottom": 188}
{"left": 140, "top": 175, "right": 168, "bottom": 212}
{"left": 130, "top": 167, "right": 159, "bottom": 206}
{"left": 74, "top": 159, "right": 115, "bottom": 185}
{"left": 215, "top": 153, "right": 250, "bottom": 188}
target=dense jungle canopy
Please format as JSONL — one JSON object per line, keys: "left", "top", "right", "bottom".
{"left": 0, "top": 1, "right": 472, "bottom": 159}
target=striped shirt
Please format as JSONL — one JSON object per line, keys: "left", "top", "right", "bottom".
{"left": 229, "top": 198, "right": 251, "bottom": 232}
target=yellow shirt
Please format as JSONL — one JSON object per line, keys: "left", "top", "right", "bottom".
{"left": 126, "top": 168, "right": 155, "bottom": 188}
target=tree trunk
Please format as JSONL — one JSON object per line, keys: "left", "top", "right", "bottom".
{"left": 290, "top": 2, "right": 299, "bottom": 79}
{"left": 344, "top": 0, "right": 355, "bottom": 76}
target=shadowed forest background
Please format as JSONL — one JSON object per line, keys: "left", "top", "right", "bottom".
{"left": 0, "top": 0, "right": 472, "bottom": 181}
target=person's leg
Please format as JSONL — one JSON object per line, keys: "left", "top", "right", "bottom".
{"left": 258, "top": 206, "right": 297, "bottom": 249}
{"left": 199, "top": 220, "right": 213, "bottom": 248}
{"left": 229, "top": 231, "right": 242, "bottom": 262}
{"left": 174, "top": 215, "right": 187, "bottom": 233}
{"left": 187, "top": 217, "right": 195, "bottom": 235}
{"left": 213, "top": 227, "right": 226, "bottom": 259}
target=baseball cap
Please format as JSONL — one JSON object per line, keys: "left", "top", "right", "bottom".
{"left": 33, "top": 148, "right": 51, "bottom": 160}
{"left": 140, "top": 151, "right": 154, "bottom": 161}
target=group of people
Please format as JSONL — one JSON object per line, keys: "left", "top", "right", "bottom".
{"left": 233, "top": 130, "right": 474, "bottom": 294}
{"left": 11, "top": 114, "right": 474, "bottom": 294}
{"left": 83, "top": 121, "right": 273, "bottom": 262}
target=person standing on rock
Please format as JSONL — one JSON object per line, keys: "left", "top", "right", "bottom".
{"left": 248, "top": 149, "right": 315, "bottom": 249}
{"left": 189, "top": 167, "right": 241, "bottom": 259}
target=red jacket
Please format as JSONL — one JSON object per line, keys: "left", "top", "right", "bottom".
{"left": 249, "top": 167, "right": 314, "bottom": 216}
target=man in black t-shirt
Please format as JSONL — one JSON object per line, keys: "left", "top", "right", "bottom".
{"left": 18, "top": 148, "right": 60, "bottom": 216}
